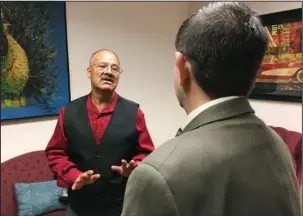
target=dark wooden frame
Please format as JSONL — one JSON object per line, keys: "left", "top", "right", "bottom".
{"left": 249, "top": 8, "right": 302, "bottom": 102}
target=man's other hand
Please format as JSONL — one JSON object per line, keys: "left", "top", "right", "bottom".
{"left": 111, "top": 159, "right": 137, "bottom": 177}
{"left": 71, "top": 170, "right": 100, "bottom": 191}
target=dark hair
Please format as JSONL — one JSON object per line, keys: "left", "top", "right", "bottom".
{"left": 175, "top": 2, "right": 269, "bottom": 99}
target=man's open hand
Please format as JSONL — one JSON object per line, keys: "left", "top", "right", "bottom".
{"left": 71, "top": 170, "right": 100, "bottom": 191}
{"left": 111, "top": 159, "right": 137, "bottom": 177}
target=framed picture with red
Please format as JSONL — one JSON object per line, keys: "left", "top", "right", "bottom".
{"left": 249, "top": 8, "right": 302, "bottom": 102}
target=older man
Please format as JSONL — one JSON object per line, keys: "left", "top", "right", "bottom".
{"left": 45, "top": 49, "right": 154, "bottom": 216}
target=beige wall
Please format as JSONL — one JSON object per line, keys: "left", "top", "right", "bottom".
{"left": 1, "top": 2, "right": 302, "bottom": 162}
{"left": 1, "top": 2, "right": 189, "bottom": 162}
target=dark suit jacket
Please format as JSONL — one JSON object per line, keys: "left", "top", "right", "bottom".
{"left": 121, "top": 97, "right": 301, "bottom": 216}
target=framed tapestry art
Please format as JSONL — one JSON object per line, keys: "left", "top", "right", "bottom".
{"left": 0, "top": 2, "right": 70, "bottom": 120}
{"left": 250, "top": 8, "right": 302, "bottom": 102}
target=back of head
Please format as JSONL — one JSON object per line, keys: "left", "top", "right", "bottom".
{"left": 175, "top": 2, "right": 269, "bottom": 99}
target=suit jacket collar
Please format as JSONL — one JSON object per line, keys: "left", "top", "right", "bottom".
{"left": 181, "top": 97, "right": 255, "bottom": 135}
{"left": 182, "top": 96, "right": 239, "bottom": 130}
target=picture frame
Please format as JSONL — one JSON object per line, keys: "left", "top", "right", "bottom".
{"left": 249, "top": 8, "right": 302, "bottom": 102}
{"left": 1, "top": 2, "right": 71, "bottom": 121}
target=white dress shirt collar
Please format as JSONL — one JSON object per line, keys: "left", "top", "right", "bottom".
{"left": 182, "top": 96, "right": 240, "bottom": 130}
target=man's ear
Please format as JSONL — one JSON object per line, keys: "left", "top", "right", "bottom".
{"left": 175, "top": 52, "right": 190, "bottom": 87}
{"left": 87, "top": 67, "right": 91, "bottom": 78}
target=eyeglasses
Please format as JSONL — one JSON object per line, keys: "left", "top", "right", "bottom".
{"left": 90, "top": 62, "right": 123, "bottom": 74}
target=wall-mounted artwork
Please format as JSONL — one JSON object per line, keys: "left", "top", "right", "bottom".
{"left": 250, "top": 8, "right": 302, "bottom": 102}
{"left": 0, "top": 2, "right": 70, "bottom": 120}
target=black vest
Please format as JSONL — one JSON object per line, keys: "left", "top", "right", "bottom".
{"left": 63, "top": 95, "right": 138, "bottom": 216}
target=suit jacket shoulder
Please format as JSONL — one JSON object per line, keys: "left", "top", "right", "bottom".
{"left": 141, "top": 98, "right": 300, "bottom": 216}
{"left": 143, "top": 137, "right": 178, "bottom": 168}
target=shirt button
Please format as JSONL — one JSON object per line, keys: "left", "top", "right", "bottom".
{"left": 96, "top": 130, "right": 100, "bottom": 134}
{"left": 96, "top": 155, "right": 99, "bottom": 158}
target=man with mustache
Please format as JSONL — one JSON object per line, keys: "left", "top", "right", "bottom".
{"left": 121, "top": 2, "right": 301, "bottom": 216}
{"left": 45, "top": 49, "right": 155, "bottom": 216}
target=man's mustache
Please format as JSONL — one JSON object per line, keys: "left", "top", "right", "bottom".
{"left": 99, "top": 73, "right": 114, "bottom": 82}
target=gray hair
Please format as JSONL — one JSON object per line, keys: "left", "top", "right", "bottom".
{"left": 89, "top": 49, "right": 120, "bottom": 66}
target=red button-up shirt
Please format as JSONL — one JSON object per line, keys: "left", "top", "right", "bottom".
{"left": 45, "top": 93, "right": 155, "bottom": 188}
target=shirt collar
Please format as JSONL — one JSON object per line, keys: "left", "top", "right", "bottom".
{"left": 87, "top": 92, "right": 119, "bottom": 114}
{"left": 182, "top": 96, "right": 240, "bottom": 130}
